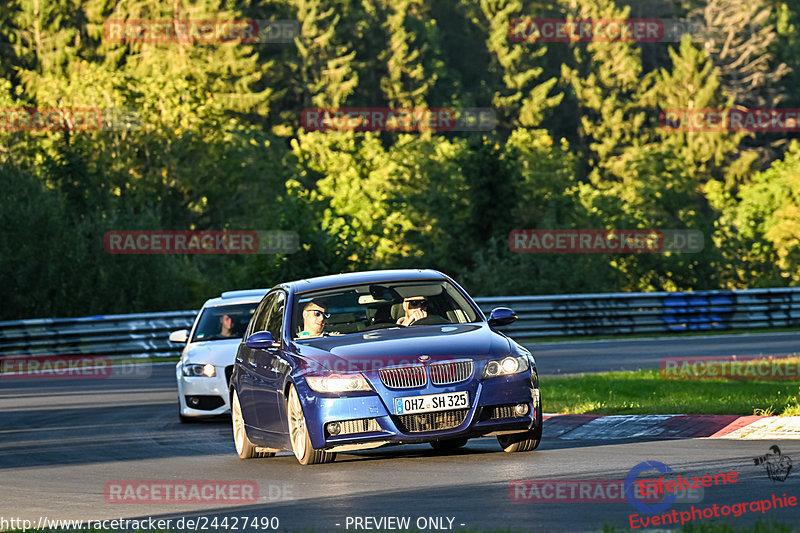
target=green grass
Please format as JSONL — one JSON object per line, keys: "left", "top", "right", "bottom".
{"left": 545, "top": 367, "right": 800, "bottom": 416}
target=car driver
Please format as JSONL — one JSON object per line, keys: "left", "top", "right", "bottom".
{"left": 298, "top": 299, "right": 330, "bottom": 338}
{"left": 397, "top": 296, "right": 427, "bottom": 326}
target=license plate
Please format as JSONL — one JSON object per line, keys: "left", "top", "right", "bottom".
{"left": 394, "top": 391, "right": 469, "bottom": 415}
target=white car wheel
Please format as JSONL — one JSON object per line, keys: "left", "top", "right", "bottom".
{"left": 287, "top": 385, "right": 336, "bottom": 465}
{"left": 232, "top": 389, "right": 274, "bottom": 459}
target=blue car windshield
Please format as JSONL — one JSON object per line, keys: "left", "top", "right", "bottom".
{"left": 192, "top": 303, "right": 258, "bottom": 342}
{"left": 292, "top": 280, "right": 480, "bottom": 339}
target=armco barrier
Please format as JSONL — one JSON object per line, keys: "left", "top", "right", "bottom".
{"left": 0, "top": 288, "right": 799, "bottom": 358}
{"left": 0, "top": 311, "right": 197, "bottom": 358}
{"left": 477, "top": 287, "right": 800, "bottom": 338}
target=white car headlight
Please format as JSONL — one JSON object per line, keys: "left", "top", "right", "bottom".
{"left": 306, "top": 373, "right": 371, "bottom": 393}
{"left": 183, "top": 363, "right": 216, "bottom": 377}
{"left": 483, "top": 356, "right": 529, "bottom": 378}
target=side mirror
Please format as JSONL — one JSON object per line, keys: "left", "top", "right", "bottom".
{"left": 246, "top": 331, "right": 277, "bottom": 349}
{"left": 487, "top": 307, "right": 517, "bottom": 328}
{"left": 169, "top": 329, "right": 189, "bottom": 343}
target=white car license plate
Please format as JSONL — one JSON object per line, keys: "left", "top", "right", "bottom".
{"left": 394, "top": 391, "right": 469, "bottom": 415}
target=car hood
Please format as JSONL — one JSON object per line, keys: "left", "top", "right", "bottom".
{"left": 292, "top": 324, "right": 513, "bottom": 374}
{"left": 183, "top": 339, "right": 242, "bottom": 366}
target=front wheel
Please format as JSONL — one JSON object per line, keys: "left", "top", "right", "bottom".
{"left": 498, "top": 399, "right": 543, "bottom": 453}
{"left": 287, "top": 385, "right": 336, "bottom": 465}
{"left": 178, "top": 402, "right": 195, "bottom": 424}
{"left": 232, "top": 389, "right": 274, "bottom": 459}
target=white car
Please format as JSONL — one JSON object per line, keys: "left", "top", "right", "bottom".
{"left": 170, "top": 289, "right": 267, "bottom": 422}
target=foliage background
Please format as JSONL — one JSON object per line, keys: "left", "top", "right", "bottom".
{"left": 0, "top": 0, "right": 798, "bottom": 319}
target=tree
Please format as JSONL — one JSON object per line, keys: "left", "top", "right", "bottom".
{"left": 694, "top": 0, "right": 793, "bottom": 162}
{"left": 479, "top": 0, "right": 562, "bottom": 129}
{"left": 558, "top": 0, "right": 650, "bottom": 183}
{"left": 696, "top": 0, "right": 791, "bottom": 110}
{"left": 379, "top": 0, "right": 435, "bottom": 108}
{"left": 273, "top": 0, "right": 359, "bottom": 133}
{"left": 728, "top": 141, "right": 800, "bottom": 284}
{"left": 291, "top": 130, "right": 417, "bottom": 266}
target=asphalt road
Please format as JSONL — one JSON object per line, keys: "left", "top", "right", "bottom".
{"left": 528, "top": 331, "right": 800, "bottom": 375}
{"left": 2, "top": 333, "right": 800, "bottom": 532}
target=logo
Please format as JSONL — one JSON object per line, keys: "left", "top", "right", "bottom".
{"left": 0, "top": 355, "right": 151, "bottom": 380}
{"left": 104, "top": 481, "right": 258, "bottom": 504}
{"left": 624, "top": 461, "right": 677, "bottom": 514}
{"left": 104, "top": 230, "right": 299, "bottom": 254}
{"left": 418, "top": 355, "right": 430, "bottom": 362}
{"left": 754, "top": 446, "right": 792, "bottom": 482}
{"left": 300, "top": 107, "right": 496, "bottom": 132}
{"left": 509, "top": 229, "right": 703, "bottom": 254}
{"left": 104, "top": 19, "right": 298, "bottom": 44}
{"left": 660, "top": 108, "right": 800, "bottom": 132}
{"left": 0, "top": 107, "right": 140, "bottom": 131}
{"left": 661, "top": 356, "right": 800, "bottom": 380}
{"left": 509, "top": 479, "right": 703, "bottom": 503}
{"left": 508, "top": 18, "right": 703, "bottom": 43}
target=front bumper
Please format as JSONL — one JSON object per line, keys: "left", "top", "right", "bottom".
{"left": 176, "top": 362, "right": 231, "bottom": 417}
{"left": 295, "top": 369, "right": 539, "bottom": 450}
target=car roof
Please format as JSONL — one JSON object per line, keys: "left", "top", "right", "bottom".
{"left": 201, "top": 288, "right": 268, "bottom": 308}
{"left": 276, "top": 269, "right": 450, "bottom": 294}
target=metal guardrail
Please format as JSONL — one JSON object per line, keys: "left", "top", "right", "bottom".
{"left": 476, "top": 287, "right": 800, "bottom": 338}
{"left": 0, "top": 311, "right": 198, "bottom": 358}
{"left": 1, "top": 288, "right": 799, "bottom": 358}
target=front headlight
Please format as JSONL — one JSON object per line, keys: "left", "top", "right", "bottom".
{"left": 183, "top": 363, "right": 216, "bottom": 377}
{"left": 306, "top": 373, "right": 371, "bottom": 393}
{"left": 483, "top": 356, "right": 529, "bottom": 378}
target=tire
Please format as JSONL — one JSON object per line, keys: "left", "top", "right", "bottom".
{"left": 287, "top": 385, "right": 336, "bottom": 465}
{"left": 232, "top": 389, "right": 275, "bottom": 459}
{"left": 178, "top": 402, "right": 196, "bottom": 423}
{"left": 498, "top": 399, "right": 543, "bottom": 453}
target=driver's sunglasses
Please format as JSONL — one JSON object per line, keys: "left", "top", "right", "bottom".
{"left": 309, "top": 309, "right": 330, "bottom": 319}
{"left": 406, "top": 299, "right": 426, "bottom": 309}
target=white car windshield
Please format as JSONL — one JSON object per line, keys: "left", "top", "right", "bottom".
{"left": 192, "top": 303, "right": 258, "bottom": 342}
{"left": 292, "top": 280, "right": 481, "bottom": 339}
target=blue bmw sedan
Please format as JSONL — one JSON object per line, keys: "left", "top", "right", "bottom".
{"left": 230, "top": 269, "right": 541, "bottom": 465}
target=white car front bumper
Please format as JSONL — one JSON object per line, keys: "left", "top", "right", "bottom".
{"left": 176, "top": 362, "right": 231, "bottom": 417}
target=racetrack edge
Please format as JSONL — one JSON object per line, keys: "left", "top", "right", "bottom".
{"left": 543, "top": 414, "right": 800, "bottom": 440}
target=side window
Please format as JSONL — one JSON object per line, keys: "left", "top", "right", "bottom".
{"left": 266, "top": 292, "right": 286, "bottom": 343}
{"left": 251, "top": 293, "right": 276, "bottom": 335}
